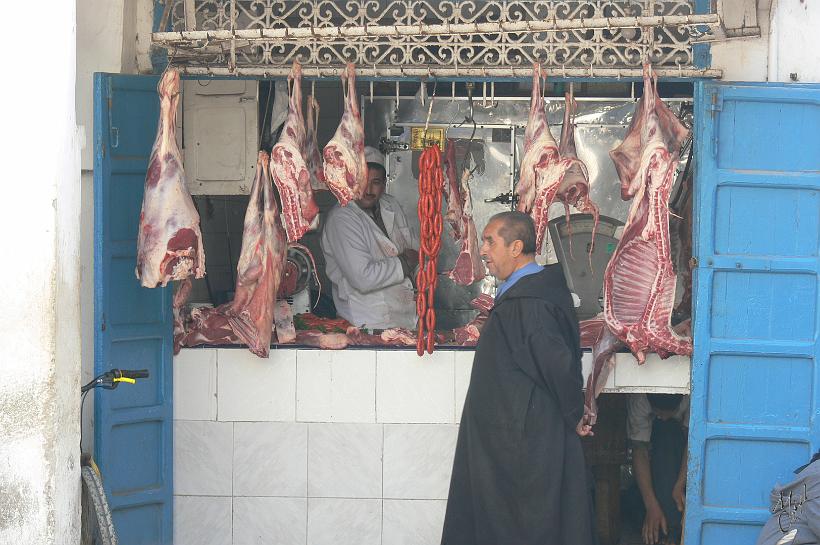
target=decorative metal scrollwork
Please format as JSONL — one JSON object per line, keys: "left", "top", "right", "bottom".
{"left": 158, "top": 1, "right": 717, "bottom": 78}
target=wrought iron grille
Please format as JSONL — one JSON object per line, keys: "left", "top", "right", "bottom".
{"left": 155, "top": 1, "right": 720, "bottom": 78}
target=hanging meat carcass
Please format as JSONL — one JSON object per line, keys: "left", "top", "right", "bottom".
{"left": 271, "top": 61, "right": 319, "bottom": 242}
{"left": 136, "top": 68, "right": 205, "bottom": 287}
{"left": 323, "top": 63, "right": 368, "bottom": 205}
{"left": 442, "top": 140, "right": 485, "bottom": 286}
{"left": 175, "top": 151, "right": 288, "bottom": 357}
{"left": 515, "top": 64, "right": 574, "bottom": 255}
{"left": 442, "top": 140, "right": 464, "bottom": 240}
{"left": 515, "top": 64, "right": 601, "bottom": 258}
{"left": 584, "top": 63, "right": 693, "bottom": 421}
{"left": 556, "top": 88, "right": 601, "bottom": 261}
{"left": 305, "top": 94, "right": 327, "bottom": 190}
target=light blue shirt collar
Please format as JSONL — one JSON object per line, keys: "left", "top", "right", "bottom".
{"left": 496, "top": 261, "right": 542, "bottom": 300}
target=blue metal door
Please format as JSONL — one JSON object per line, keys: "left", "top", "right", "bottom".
{"left": 688, "top": 82, "right": 820, "bottom": 543}
{"left": 94, "top": 73, "right": 173, "bottom": 545}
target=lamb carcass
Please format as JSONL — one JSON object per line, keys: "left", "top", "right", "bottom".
{"left": 305, "top": 94, "right": 327, "bottom": 190}
{"left": 176, "top": 151, "right": 288, "bottom": 357}
{"left": 443, "top": 140, "right": 485, "bottom": 286}
{"left": 271, "top": 61, "right": 319, "bottom": 242}
{"left": 136, "top": 68, "right": 205, "bottom": 287}
{"left": 514, "top": 64, "right": 573, "bottom": 255}
{"left": 584, "top": 64, "right": 693, "bottom": 420}
{"left": 556, "top": 88, "right": 600, "bottom": 262}
{"left": 322, "top": 63, "right": 367, "bottom": 205}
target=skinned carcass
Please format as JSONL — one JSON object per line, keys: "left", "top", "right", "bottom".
{"left": 443, "top": 140, "right": 485, "bottom": 286}
{"left": 584, "top": 64, "right": 693, "bottom": 421}
{"left": 323, "top": 63, "right": 367, "bottom": 205}
{"left": 556, "top": 88, "right": 601, "bottom": 261}
{"left": 136, "top": 68, "right": 205, "bottom": 287}
{"left": 271, "top": 61, "right": 319, "bottom": 242}
{"left": 176, "top": 151, "right": 288, "bottom": 357}
{"left": 305, "top": 94, "right": 327, "bottom": 190}
{"left": 515, "top": 64, "right": 574, "bottom": 255}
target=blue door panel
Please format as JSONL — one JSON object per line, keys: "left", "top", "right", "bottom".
{"left": 94, "top": 72, "right": 172, "bottom": 545}
{"left": 688, "top": 82, "right": 820, "bottom": 544}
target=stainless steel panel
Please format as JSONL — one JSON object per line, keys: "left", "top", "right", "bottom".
{"left": 363, "top": 93, "right": 693, "bottom": 328}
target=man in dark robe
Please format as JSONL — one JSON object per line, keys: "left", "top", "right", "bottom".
{"left": 441, "top": 211, "right": 595, "bottom": 545}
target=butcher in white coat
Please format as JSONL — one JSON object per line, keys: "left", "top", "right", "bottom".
{"left": 320, "top": 146, "right": 419, "bottom": 329}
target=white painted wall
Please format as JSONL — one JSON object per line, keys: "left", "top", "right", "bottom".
{"left": 711, "top": 0, "right": 771, "bottom": 81}
{"left": 0, "top": 0, "right": 81, "bottom": 543}
{"left": 712, "top": 0, "right": 820, "bottom": 83}
{"left": 768, "top": 0, "right": 820, "bottom": 82}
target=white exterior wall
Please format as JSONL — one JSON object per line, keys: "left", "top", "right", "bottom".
{"left": 767, "top": 0, "right": 820, "bottom": 82}
{"left": 0, "top": 1, "right": 81, "bottom": 543}
{"left": 712, "top": 0, "right": 820, "bottom": 83}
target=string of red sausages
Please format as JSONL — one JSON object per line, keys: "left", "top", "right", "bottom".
{"left": 416, "top": 144, "right": 444, "bottom": 356}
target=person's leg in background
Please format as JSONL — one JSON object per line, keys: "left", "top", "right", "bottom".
{"left": 649, "top": 418, "right": 686, "bottom": 543}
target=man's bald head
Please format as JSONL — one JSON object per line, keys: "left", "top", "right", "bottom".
{"left": 489, "top": 211, "right": 537, "bottom": 255}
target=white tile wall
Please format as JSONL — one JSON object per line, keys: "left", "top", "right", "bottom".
{"left": 174, "top": 496, "right": 232, "bottom": 545}
{"left": 307, "top": 498, "right": 382, "bottom": 545}
{"left": 174, "top": 348, "right": 217, "bottom": 421}
{"left": 296, "top": 349, "right": 376, "bottom": 423}
{"left": 377, "top": 351, "right": 455, "bottom": 424}
{"left": 217, "top": 348, "right": 297, "bottom": 421}
{"left": 453, "top": 351, "right": 474, "bottom": 424}
{"left": 307, "top": 423, "right": 382, "bottom": 498}
{"left": 383, "top": 500, "right": 447, "bottom": 545}
{"left": 233, "top": 422, "right": 308, "bottom": 497}
{"left": 233, "top": 497, "right": 307, "bottom": 545}
{"left": 173, "top": 347, "right": 691, "bottom": 545}
{"left": 383, "top": 425, "right": 458, "bottom": 500}
{"left": 174, "top": 420, "right": 233, "bottom": 496}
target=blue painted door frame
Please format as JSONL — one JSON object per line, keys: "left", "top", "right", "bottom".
{"left": 687, "top": 81, "right": 820, "bottom": 544}
{"left": 94, "top": 73, "right": 173, "bottom": 545}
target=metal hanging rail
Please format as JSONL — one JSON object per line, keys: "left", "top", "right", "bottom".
{"left": 153, "top": 13, "right": 721, "bottom": 44}
{"left": 176, "top": 65, "right": 721, "bottom": 79}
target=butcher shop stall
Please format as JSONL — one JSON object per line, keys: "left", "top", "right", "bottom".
{"left": 91, "top": 1, "right": 820, "bottom": 545}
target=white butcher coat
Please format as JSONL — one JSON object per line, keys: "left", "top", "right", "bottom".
{"left": 321, "top": 194, "right": 419, "bottom": 330}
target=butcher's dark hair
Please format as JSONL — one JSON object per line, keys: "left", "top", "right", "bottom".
{"left": 366, "top": 163, "right": 387, "bottom": 179}
{"left": 491, "top": 211, "right": 536, "bottom": 254}
{"left": 647, "top": 393, "right": 684, "bottom": 412}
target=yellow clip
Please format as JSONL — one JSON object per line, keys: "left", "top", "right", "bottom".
{"left": 114, "top": 377, "right": 136, "bottom": 385}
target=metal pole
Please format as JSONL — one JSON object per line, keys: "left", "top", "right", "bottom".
{"left": 176, "top": 65, "right": 722, "bottom": 79}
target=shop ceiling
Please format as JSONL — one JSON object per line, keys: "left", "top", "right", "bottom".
{"left": 151, "top": 0, "right": 759, "bottom": 80}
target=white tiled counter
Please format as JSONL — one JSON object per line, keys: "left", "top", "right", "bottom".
{"left": 173, "top": 347, "right": 690, "bottom": 545}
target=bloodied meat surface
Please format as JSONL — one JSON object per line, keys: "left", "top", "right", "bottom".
{"left": 176, "top": 151, "right": 288, "bottom": 357}
{"left": 271, "top": 61, "right": 319, "bottom": 242}
{"left": 136, "top": 68, "right": 205, "bottom": 287}
{"left": 583, "top": 64, "right": 693, "bottom": 422}
{"left": 322, "top": 63, "right": 367, "bottom": 205}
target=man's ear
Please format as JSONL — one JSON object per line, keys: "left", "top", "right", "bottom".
{"left": 511, "top": 239, "right": 523, "bottom": 257}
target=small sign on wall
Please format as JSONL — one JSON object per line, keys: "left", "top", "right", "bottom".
{"left": 410, "top": 126, "right": 446, "bottom": 151}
